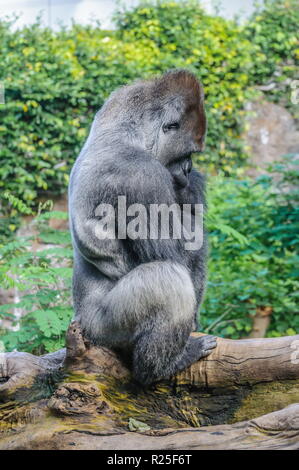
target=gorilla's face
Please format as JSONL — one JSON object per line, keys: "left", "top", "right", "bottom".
{"left": 93, "top": 70, "right": 206, "bottom": 170}
{"left": 154, "top": 94, "right": 206, "bottom": 166}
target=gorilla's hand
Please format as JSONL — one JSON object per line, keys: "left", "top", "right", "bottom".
{"left": 168, "top": 157, "right": 192, "bottom": 189}
{"left": 176, "top": 335, "right": 217, "bottom": 372}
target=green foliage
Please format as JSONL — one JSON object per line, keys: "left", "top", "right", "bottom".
{"left": 114, "top": 1, "right": 255, "bottom": 172}
{"left": 0, "top": 0, "right": 298, "bottom": 232}
{"left": 0, "top": 207, "right": 73, "bottom": 353}
{"left": 202, "top": 155, "right": 299, "bottom": 338}
{"left": 245, "top": 0, "right": 299, "bottom": 119}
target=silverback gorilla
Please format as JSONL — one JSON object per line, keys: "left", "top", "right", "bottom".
{"left": 68, "top": 69, "right": 216, "bottom": 384}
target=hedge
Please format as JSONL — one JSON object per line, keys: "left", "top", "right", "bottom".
{"left": 0, "top": 0, "right": 298, "bottom": 237}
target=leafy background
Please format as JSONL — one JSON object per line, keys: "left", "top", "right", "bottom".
{"left": 0, "top": 0, "right": 298, "bottom": 353}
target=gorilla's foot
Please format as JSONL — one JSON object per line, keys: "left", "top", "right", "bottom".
{"left": 176, "top": 335, "right": 217, "bottom": 372}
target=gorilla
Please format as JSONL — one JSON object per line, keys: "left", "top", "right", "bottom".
{"left": 68, "top": 69, "right": 216, "bottom": 384}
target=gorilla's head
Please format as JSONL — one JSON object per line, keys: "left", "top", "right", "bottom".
{"left": 96, "top": 69, "right": 206, "bottom": 166}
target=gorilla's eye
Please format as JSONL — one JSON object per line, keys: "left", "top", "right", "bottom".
{"left": 163, "top": 122, "right": 180, "bottom": 133}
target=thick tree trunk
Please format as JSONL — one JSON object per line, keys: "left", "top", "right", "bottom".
{"left": 0, "top": 323, "right": 299, "bottom": 450}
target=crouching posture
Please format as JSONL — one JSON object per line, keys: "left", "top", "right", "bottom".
{"left": 68, "top": 69, "right": 216, "bottom": 384}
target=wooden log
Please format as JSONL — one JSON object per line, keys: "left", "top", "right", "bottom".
{"left": 0, "top": 323, "right": 299, "bottom": 449}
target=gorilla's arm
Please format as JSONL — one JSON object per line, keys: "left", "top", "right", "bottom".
{"left": 71, "top": 217, "right": 129, "bottom": 280}
{"left": 69, "top": 153, "right": 186, "bottom": 277}
{"left": 69, "top": 153, "right": 133, "bottom": 280}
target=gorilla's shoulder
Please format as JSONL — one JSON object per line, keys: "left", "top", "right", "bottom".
{"left": 100, "top": 149, "right": 173, "bottom": 190}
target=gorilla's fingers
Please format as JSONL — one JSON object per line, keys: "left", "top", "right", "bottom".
{"left": 195, "top": 335, "right": 217, "bottom": 358}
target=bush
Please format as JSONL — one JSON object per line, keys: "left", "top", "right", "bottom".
{"left": 202, "top": 155, "right": 299, "bottom": 338}
{"left": 1, "top": 0, "right": 298, "bottom": 236}
{"left": 114, "top": 1, "right": 255, "bottom": 172}
{"left": 245, "top": 0, "right": 299, "bottom": 119}
{"left": 0, "top": 203, "right": 72, "bottom": 354}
